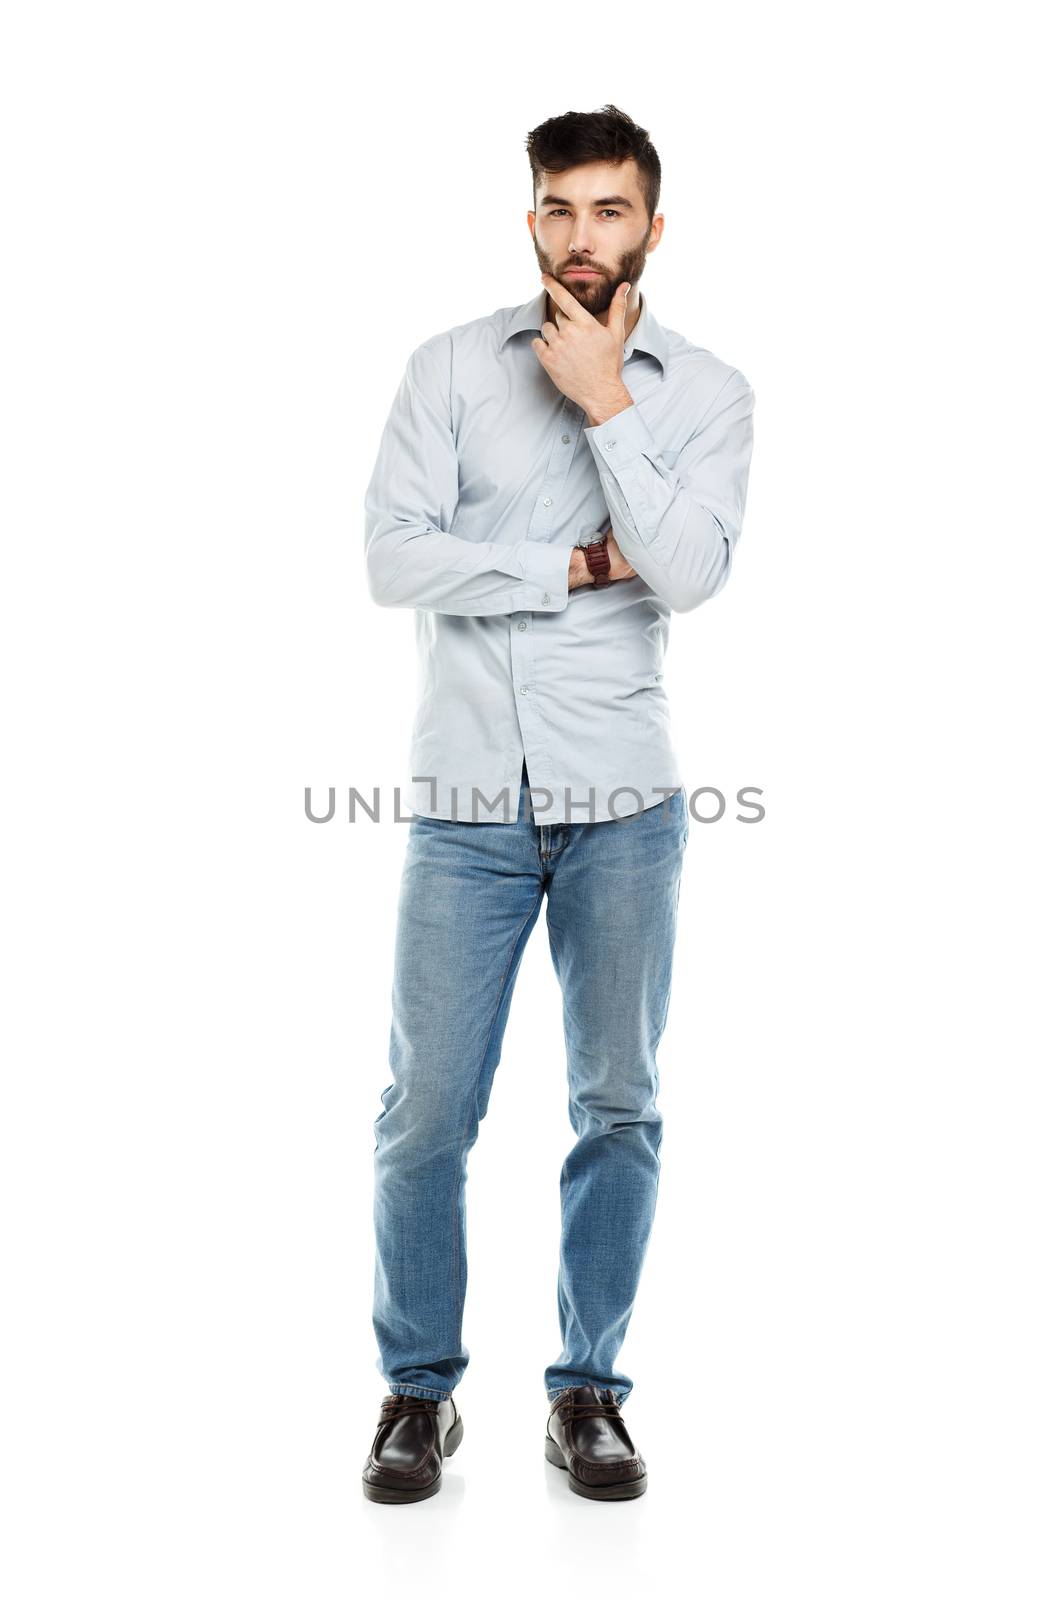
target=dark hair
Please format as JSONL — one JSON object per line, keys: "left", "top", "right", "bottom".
{"left": 525, "top": 104, "right": 661, "bottom": 223}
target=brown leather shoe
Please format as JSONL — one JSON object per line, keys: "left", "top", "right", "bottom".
{"left": 362, "top": 1392, "right": 463, "bottom": 1503}
{"left": 545, "top": 1384, "right": 647, "bottom": 1499}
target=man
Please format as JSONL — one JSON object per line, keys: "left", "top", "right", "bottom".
{"left": 361, "top": 105, "right": 755, "bottom": 1503}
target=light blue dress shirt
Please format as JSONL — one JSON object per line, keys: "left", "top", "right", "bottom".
{"left": 364, "top": 286, "right": 755, "bottom": 824}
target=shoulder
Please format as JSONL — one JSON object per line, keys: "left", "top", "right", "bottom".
{"left": 404, "top": 303, "right": 533, "bottom": 408}
{"left": 658, "top": 318, "right": 755, "bottom": 409}
{"left": 410, "top": 302, "right": 517, "bottom": 363}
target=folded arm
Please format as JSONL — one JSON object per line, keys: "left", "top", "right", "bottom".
{"left": 364, "top": 335, "right": 573, "bottom": 617}
{"left": 583, "top": 369, "right": 756, "bottom": 613}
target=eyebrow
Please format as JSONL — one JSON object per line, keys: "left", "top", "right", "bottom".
{"left": 538, "top": 194, "right": 635, "bottom": 210}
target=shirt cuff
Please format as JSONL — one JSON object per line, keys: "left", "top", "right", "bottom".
{"left": 584, "top": 399, "right": 661, "bottom": 475}
{"left": 514, "top": 540, "right": 574, "bottom": 612}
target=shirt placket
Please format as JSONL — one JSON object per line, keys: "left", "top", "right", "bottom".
{"left": 509, "top": 398, "right": 584, "bottom": 811}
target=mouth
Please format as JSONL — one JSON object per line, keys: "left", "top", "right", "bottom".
{"left": 564, "top": 269, "right": 600, "bottom": 279}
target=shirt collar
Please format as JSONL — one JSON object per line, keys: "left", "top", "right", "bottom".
{"left": 499, "top": 285, "right": 670, "bottom": 379}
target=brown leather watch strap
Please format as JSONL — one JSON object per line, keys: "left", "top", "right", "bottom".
{"left": 582, "top": 539, "right": 612, "bottom": 588}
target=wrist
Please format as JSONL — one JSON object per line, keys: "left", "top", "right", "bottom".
{"left": 577, "top": 536, "right": 613, "bottom": 589}
{"left": 583, "top": 385, "right": 633, "bottom": 427}
{"left": 568, "top": 547, "right": 593, "bottom": 590}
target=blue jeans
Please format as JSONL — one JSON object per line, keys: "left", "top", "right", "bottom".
{"left": 372, "top": 763, "right": 689, "bottom": 1407}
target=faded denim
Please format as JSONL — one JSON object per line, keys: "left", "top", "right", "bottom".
{"left": 372, "top": 763, "right": 689, "bottom": 1407}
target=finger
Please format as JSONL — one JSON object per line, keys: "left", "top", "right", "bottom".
{"left": 608, "top": 281, "right": 631, "bottom": 336}
{"left": 540, "top": 271, "right": 593, "bottom": 322}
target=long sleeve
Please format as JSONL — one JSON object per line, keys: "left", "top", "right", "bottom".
{"left": 583, "top": 368, "right": 756, "bottom": 614}
{"left": 364, "top": 336, "right": 573, "bottom": 617}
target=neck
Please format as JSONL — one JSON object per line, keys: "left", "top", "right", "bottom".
{"left": 623, "top": 288, "right": 643, "bottom": 336}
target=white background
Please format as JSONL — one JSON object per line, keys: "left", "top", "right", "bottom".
{"left": 2, "top": 2, "right": 1059, "bottom": 1595}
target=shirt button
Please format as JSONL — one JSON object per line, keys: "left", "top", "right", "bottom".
{"left": 561, "top": 433, "right": 570, "bottom": 444}
{"left": 518, "top": 621, "right": 527, "bottom": 631}
{"left": 605, "top": 440, "right": 616, "bottom": 451}
{"left": 541, "top": 594, "right": 550, "bottom": 604}
{"left": 520, "top": 685, "right": 529, "bottom": 694}
{"left": 543, "top": 497, "right": 552, "bottom": 506}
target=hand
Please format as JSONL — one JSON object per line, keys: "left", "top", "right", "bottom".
{"left": 567, "top": 528, "right": 638, "bottom": 590}
{"left": 533, "top": 273, "right": 633, "bottom": 418}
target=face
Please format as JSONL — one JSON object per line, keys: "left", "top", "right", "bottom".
{"left": 527, "top": 158, "right": 663, "bottom": 317}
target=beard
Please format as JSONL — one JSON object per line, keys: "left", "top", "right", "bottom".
{"left": 533, "top": 229, "right": 653, "bottom": 315}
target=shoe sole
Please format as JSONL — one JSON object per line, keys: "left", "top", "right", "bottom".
{"left": 544, "top": 1433, "right": 648, "bottom": 1499}
{"left": 363, "top": 1412, "right": 464, "bottom": 1503}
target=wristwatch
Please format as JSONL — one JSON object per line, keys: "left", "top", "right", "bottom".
{"left": 579, "top": 536, "right": 612, "bottom": 588}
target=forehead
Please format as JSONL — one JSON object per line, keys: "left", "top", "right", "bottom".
{"left": 535, "top": 158, "right": 642, "bottom": 206}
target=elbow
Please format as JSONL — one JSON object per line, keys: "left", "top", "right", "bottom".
{"left": 364, "top": 523, "right": 405, "bottom": 608}
{"left": 365, "top": 556, "right": 394, "bottom": 608}
{"left": 366, "top": 558, "right": 397, "bottom": 608}
{"left": 666, "top": 534, "right": 734, "bottom": 614}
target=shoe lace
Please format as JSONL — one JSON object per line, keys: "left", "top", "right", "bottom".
{"left": 380, "top": 1396, "right": 440, "bottom": 1421}
{"left": 559, "top": 1389, "right": 624, "bottom": 1422}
